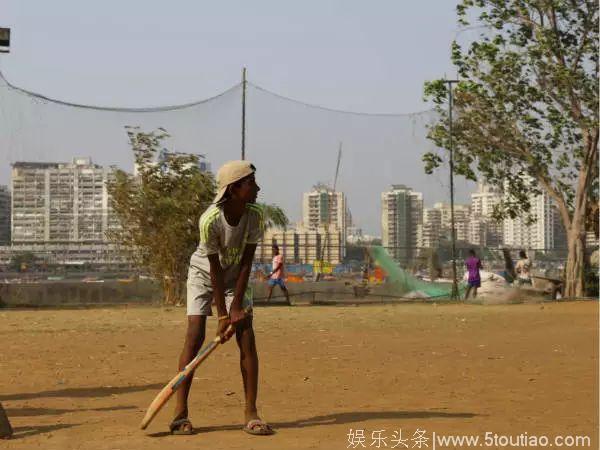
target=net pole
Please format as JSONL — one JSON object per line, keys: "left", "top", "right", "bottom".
{"left": 241, "top": 67, "right": 247, "bottom": 160}
{"left": 445, "top": 79, "right": 460, "bottom": 300}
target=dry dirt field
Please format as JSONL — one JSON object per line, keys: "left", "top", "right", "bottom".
{"left": 0, "top": 302, "right": 598, "bottom": 450}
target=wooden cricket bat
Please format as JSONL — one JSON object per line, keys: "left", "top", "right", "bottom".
{"left": 140, "top": 308, "right": 251, "bottom": 430}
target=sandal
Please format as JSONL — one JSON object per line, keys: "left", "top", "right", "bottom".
{"left": 243, "top": 419, "right": 275, "bottom": 436}
{"left": 169, "top": 418, "right": 194, "bottom": 435}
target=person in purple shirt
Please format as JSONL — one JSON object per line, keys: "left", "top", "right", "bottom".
{"left": 464, "top": 249, "right": 482, "bottom": 300}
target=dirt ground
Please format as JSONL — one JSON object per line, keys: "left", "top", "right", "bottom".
{"left": 0, "top": 301, "right": 598, "bottom": 450}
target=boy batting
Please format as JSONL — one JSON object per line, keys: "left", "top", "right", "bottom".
{"left": 170, "top": 160, "right": 274, "bottom": 436}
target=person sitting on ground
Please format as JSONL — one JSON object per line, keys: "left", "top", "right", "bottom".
{"left": 266, "top": 244, "right": 291, "bottom": 305}
{"left": 515, "top": 250, "right": 532, "bottom": 286}
{"left": 464, "top": 249, "right": 482, "bottom": 300}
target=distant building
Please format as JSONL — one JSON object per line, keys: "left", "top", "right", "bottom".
{"left": 0, "top": 185, "right": 10, "bottom": 245}
{"left": 421, "top": 208, "right": 442, "bottom": 248}
{"left": 503, "top": 186, "right": 557, "bottom": 250}
{"left": 302, "top": 184, "right": 347, "bottom": 257}
{"left": 11, "top": 158, "right": 120, "bottom": 243}
{"left": 346, "top": 226, "right": 364, "bottom": 245}
{"left": 586, "top": 231, "right": 599, "bottom": 249}
{"left": 469, "top": 183, "right": 503, "bottom": 247}
{"left": 381, "top": 185, "right": 423, "bottom": 264}
{"left": 432, "top": 202, "right": 470, "bottom": 243}
{"left": 257, "top": 225, "right": 343, "bottom": 265}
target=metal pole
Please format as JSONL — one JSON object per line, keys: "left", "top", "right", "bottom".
{"left": 445, "top": 79, "right": 460, "bottom": 300}
{"left": 241, "top": 67, "right": 247, "bottom": 160}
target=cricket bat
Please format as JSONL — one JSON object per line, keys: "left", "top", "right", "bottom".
{"left": 140, "top": 308, "right": 251, "bottom": 430}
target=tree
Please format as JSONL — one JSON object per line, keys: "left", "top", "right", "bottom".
{"left": 8, "top": 251, "right": 37, "bottom": 272}
{"left": 423, "top": 0, "right": 598, "bottom": 297}
{"left": 260, "top": 203, "right": 289, "bottom": 230}
{"left": 107, "top": 127, "right": 215, "bottom": 304}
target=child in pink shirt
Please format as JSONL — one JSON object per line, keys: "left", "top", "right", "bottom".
{"left": 266, "top": 244, "right": 291, "bottom": 305}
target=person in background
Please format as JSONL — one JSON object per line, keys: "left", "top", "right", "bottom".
{"left": 515, "top": 250, "right": 532, "bottom": 286}
{"left": 464, "top": 249, "right": 482, "bottom": 300}
{"left": 266, "top": 244, "right": 291, "bottom": 305}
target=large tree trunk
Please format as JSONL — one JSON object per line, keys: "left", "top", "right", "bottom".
{"left": 564, "top": 227, "right": 586, "bottom": 298}
{"left": 563, "top": 131, "right": 596, "bottom": 298}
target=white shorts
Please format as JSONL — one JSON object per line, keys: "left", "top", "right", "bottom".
{"left": 186, "top": 281, "right": 254, "bottom": 316}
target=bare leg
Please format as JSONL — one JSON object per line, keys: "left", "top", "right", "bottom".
{"left": 236, "top": 317, "right": 259, "bottom": 422}
{"left": 281, "top": 286, "right": 291, "bottom": 305}
{"left": 464, "top": 285, "right": 472, "bottom": 300}
{"left": 266, "top": 286, "right": 274, "bottom": 302}
{"left": 172, "top": 315, "right": 206, "bottom": 431}
{"left": 236, "top": 317, "right": 273, "bottom": 435}
{"left": 473, "top": 287, "right": 478, "bottom": 298}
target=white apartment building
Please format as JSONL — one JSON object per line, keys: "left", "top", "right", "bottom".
{"left": 503, "top": 189, "right": 556, "bottom": 250}
{"left": 421, "top": 207, "right": 442, "bottom": 248}
{"left": 432, "top": 202, "right": 470, "bottom": 243}
{"left": 302, "top": 184, "right": 347, "bottom": 256}
{"left": 256, "top": 225, "right": 344, "bottom": 265}
{"left": 381, "top": 185, "right": 423, "bottom": 264}
{"left": 469, "top": 183, "right": 503, "bottom": 247}
{"left": 11, "top": 158, "right": 119, "bottom": 243}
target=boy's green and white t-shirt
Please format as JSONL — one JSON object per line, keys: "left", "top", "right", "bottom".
{"left": 189, "top": 203, "right": 264, "bottom": 287}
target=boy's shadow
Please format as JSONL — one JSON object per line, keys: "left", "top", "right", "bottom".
{"left": 147, "top": 410, "right": 478, "bottom": 437}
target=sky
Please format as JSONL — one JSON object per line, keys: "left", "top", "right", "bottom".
{"left": 0, "top": 0, "right": 478, "bottom": 234}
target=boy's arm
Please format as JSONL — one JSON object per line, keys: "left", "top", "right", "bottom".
{"left": 269, "top": 262, "right": 283, "bottom": 277}
{"left": 229, "top": 243, "right": 257, "bottom": 324}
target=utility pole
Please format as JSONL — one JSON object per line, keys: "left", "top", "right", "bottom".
{"left": 0, "top": 26, "right": 12, "bottom": 441}
{"left": 241, "top": 67, "right": 247, "bottom": 160}
{"left": 444, "top": 79, "right": 460, "bottom": 301}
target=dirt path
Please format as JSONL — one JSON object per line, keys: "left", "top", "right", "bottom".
{"left": 0, "top": 302, "right": 597, "bottom": 449}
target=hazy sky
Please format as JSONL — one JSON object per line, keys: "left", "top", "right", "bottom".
{"left": 0, "top": 0, "right": 477, "bottom": 234}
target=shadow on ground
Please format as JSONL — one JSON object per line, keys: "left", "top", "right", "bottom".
{"left": 146, "top": 410, "right": 479, "bottom": 437}
{"left": 10, "top": 423, "right": 82, "bottom": 440}
{"left": 0, "top": 383, "right": 164, "bottom": 401}
{"left": 7, "top": 405, "right": 137, "bottom": 417}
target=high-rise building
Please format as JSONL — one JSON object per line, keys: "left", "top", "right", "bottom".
{"left": 0, "top": 185, "right": 10, "bottom": 245}
{"left": 11, "top": 158, "right": 119, "bottom": 243}
{"left": 302, "top": 184, "right": 347, "bottom": 256}
{"left": 381, "top": 185, "right": 423, "bottom": 264}
{"left": 432, "top": 202, "right": 470, "bottom": 243}
{"left": 469, "top": 183, "right": 503, "bottom": 247}
{"left": 421, "top": 207, "right": 442, "bottom": 248}
{"left": 503, "top": 189, "right": 556, "bottom": 250}
{"left": 257, "top": 224, "right": 344, "bottom": 265}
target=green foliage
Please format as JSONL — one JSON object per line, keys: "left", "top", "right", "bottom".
{"left": 106, "top": 127, "right": 215, "bottom": 304}
{"left": 423, "top": 0, "right": 598, "bottom": 295}
{"left": 259, "top": 203, "right": 290, "bottom": 230}
{"left": 8, "top": 251, "right": 37, "bottom": 272}
{"left": 424, "top": 0, "right": 597, "bottom": 222}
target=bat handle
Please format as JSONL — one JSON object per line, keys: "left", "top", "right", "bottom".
{"left": 218, "top": 306, "right": 253, "bottom": 343}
